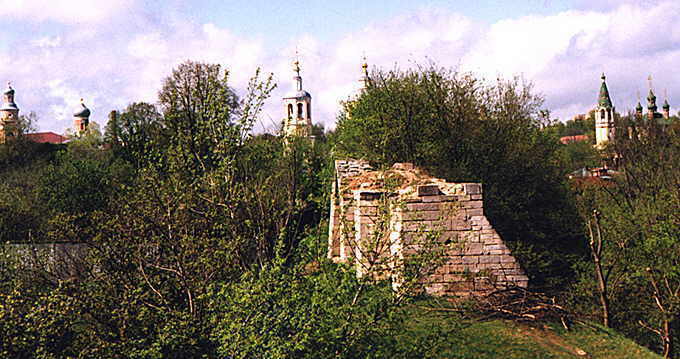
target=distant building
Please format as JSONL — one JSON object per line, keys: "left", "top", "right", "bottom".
{"left": 580, "top": 74, "right": 674, "bottom": 149}
{"left": 0, "top": 83, "right": 90, "bottom": 144}
{"left": 568, "top": 166, "right": 620, "bottom": 181}
{"left": 73, "top": 99, "right": 91, "bottom": 137}
{"left": 595, "top": 73, "right": 615, "bottom": 149}
{"left": 0, "top": 82, "right": 19, "bottom": 144}
{"left": 24, "top": 132, "right": 68, "bottom": 144}
{"left": 282, "top": 59, "right": 313, "bottom": 139}
{"left": 634, "top": 84, "right": 672, "bottom": 126}
{"left": 559, "top": 134, "right": 589, "bottom": 145}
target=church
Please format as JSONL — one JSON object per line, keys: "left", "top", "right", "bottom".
{"left": 0, "top": 83, "right": 92, "bottom": 145}
{"left": 595, "top": 73, "right": 673, "bottom": 148}
{"left": 281, "top": 56, "right": 370, "bottom": 139}
{"left": 282, "top": 60, "right": 313, "bottom": 138}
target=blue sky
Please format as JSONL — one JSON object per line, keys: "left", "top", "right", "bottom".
{"left": 0, "top": 0, "right": 677, "bottom": 133}
{"left": 195, "top": 0, "right": 572, "bottom": 44}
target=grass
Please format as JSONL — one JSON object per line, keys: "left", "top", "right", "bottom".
{"left": 397, "top": 301, "right": 660, "bottom": 359}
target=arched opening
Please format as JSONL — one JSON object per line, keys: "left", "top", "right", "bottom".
{"left": 287, "top": 104, "right": 293, "bottom": 118}
{"left": 600, "top": 109, "right": 605, "bottom": 119}
{"left": 297, "top": 103, "right": 303, "bottom": 118}
{"left": 307, "top": 103, "right": 311, "bottom": 119}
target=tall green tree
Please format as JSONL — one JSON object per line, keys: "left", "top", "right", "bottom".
{"left": 106, "top": 103, "right": 163, "bottom": 167}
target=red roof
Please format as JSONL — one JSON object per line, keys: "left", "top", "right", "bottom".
{"left": 559, "top": 135, "right": 589, "bottom": 145}
{"left": 25, "top": 132, "right": 68, "bottom": 144}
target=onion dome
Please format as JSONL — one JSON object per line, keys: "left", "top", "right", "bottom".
{"left": 74, "top": 99, "right": 91, "bottom": 118}
{"left": 647, "top": 89, "right": 657, "bottom": 111}
{"left": 1, "top": 82, "right": 18, "bottom": 111}
{"left": 663, "top": 98, "right": 670, "bottom": 111}
{"left": 636, "top": 101, "right": 643, "bottom": 113}
{"left": 3, "top": 83, "right": 14, "bottom": 96}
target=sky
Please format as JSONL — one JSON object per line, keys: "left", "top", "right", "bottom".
{"left": 0, "top": 0, "right": 678, "bottom": 133}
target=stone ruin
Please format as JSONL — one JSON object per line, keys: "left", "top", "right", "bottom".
{"left": 327, "top": 160, "right": 528, "bottom": 296}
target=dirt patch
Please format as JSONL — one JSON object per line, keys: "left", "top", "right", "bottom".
{"left": 514, "top": 325, "right": 590, "bottom": 358}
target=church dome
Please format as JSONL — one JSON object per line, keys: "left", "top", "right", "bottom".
{"left": 1, "top": 82, "right": 18, "bottom": 111}
{"left": 284, "top": 89, "right": 312, "bottom": 99}
{"left": 74, "top": 102, "right": 91, "bottom": 118}
{"left": 0, "top": 102, "right": 18, "bottom": 111}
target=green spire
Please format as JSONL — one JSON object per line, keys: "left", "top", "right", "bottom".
{"left": 636, "top": 101, "right": 643, "bottom": 113}
{"left": 663, "top": 98, "right": 670, "bottom": 110}
{"left": 598, "top": 73, "right": 613, "bottom": 108}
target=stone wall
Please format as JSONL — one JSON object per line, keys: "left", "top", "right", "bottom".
{"left": 7, "top": 242, "right": 89, "bottom": 280}
{"left": 328, "top": 160, "right": 528, "bottom": 296}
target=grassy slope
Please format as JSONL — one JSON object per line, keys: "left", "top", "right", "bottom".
{"left": 400, "top": 306, "right": 659, "bottom": 359}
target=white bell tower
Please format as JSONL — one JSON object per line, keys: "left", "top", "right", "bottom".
{"left": 282, "top": 59, "right": 312, "bottom": 138}
{"left": 595, "top": 73, "right": 615, "bottom": 149}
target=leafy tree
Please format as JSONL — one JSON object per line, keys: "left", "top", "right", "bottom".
{"left": 159, "top": 61, "right": 246, "bottom": 177}
{"left": 572, "top": 115, "right": 680, "bottom": 357}
{"left": 16, "top": 111, "right": 38, "bottom": 136}
{"left": 103, "top": 110, "right": 120, "bottom": 148}
{"left": 106, "top": 103, "right": 163, "bottom": 167}
{"left": 37, "top": 153, "right": 111, "bottom": 215}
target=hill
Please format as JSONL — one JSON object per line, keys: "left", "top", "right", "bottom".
{"left": 402, "top": 306, "right": 659, "bottom": 359}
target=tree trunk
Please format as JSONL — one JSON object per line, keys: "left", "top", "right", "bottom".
{"left": 588, "top": 211, "right": 610, "bottom": 328}
{"left": 593, "top": 257, "right": 610, "bottom": 327}
{"left": 661, "top": 319, "right": 672, "bottom": 359}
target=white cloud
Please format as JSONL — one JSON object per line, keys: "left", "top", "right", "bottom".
{"left": 461, "top": 11, "right": 608, "bottom": 78}
{"left": 1, "top": 1, "right": 680, "bottom": 134}
{"left": 31, "top": 36, "right": 62, "bottom": 48}
{"left": 0, "top": 0, "right": 135, "bottom": 23}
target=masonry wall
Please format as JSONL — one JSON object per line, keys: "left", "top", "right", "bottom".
{"left": 328, "top": 159, "right": 373, "bottom": 263}
{"left": 328, "top": 160, "right": 528, "bottom": 297}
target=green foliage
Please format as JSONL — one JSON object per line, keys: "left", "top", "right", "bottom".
{"left": 570, "top": 117, "right": 680, "bottom": 357}
{"left": 0, "top": 141, "right": 62, "bottom": 241}
{"left": 0, "top": 287, "right": 80, "bottom": 359}
{"left": 0, "top": 59, "right": 671, "bottom": 358}
{"left": 209, "top": 260, "right": 406, "bottom": 358}
{"left": 555, "top": 140, "right": 600, "bottom": 173}
{"left": 544, "top": 114, "right": 595, "bottom": 138}
{"left": 105, "top": 103, "right": 164, "bottom": 168}
{"left": 37, "top": 153, "right": 112, "bottom": 215}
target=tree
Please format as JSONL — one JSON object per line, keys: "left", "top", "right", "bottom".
{"left": 103, "top": 110, "right": 120, "bottom": 148}
{"left": 572, "top": 114, "right": 680, "bottom": 357}
{"left": 16, "top": 111, "right": 38, "bottom": 136}
{"left": 159, "top": 61, "right": 243, "bottom": 177}
{"left": 106, "top": 103, "right": 163, "bottom": 167}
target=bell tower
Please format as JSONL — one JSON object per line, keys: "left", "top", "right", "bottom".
{"left": 0, "top": 82, "right": 20, "bottom": 144}
{"left": 73, "top": 99, "right": 91, "bottom": 137}
{"left": 282, "top": 59, "right": 312, "bottom": 138}
{"left": 359, "top": 57, "right": 369, "bottom": 93}
{"left": 595, "top": 73, "right": 615, "bottom": 149}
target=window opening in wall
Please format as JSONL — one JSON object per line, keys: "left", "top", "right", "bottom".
{"left": 297, "top": 103, "right": 303, "bottom": 118}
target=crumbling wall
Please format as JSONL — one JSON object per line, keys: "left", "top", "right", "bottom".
{"left": 327, "top": 159, "right": 373, "bottom": 263}
{"left": 328, "top": 160, "right": 528, "bottom": 297}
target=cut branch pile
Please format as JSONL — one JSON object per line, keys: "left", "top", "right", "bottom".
{"left": 471, "top": 287, "right": 574, "bottom": 329}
